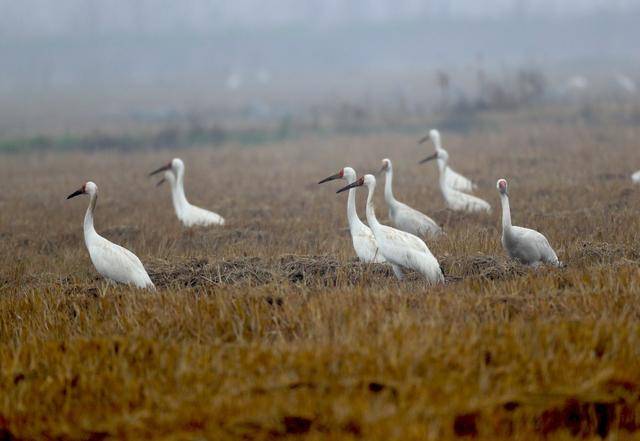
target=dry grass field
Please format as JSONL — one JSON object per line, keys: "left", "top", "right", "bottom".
{"left": 2, "top": 108, "right": 640, "bottom": 439}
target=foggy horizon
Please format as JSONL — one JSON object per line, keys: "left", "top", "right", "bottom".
{"left": 2, "top": 0, "right": 640, "bottom": 38}
{"left": 1, "top": 0, "right": 638, "bottom": 136}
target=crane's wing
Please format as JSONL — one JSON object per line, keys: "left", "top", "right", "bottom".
{"left": 376, "top": 225, "right": 430, "bottom": 255}
{"left": 88, "top": 237, "right": 153, "bottom": 287}
{"left": 459, "top": 191, "right": 491, "bottom": 212}
{"left": 395, "top": 202, "right": 441, "bottom": 236}
{"left": 513, "top": 227, "right": 559, "bottom": 266}
{"left": 187, "top": 205, "right": 225, "bottom": 226}
{"left": 446, "top": 167, "right": 476, "bottom": 192}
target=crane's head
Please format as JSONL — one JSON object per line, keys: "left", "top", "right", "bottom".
{"left": 318, "top": 167, "right": 344, "bottom": 184}
{"left": 419, "top": 148, "right": 448, "bottom": 165}
{"left": 156, "top": 170, "right": 175, "bottom": 187}
{"left": 380, "top": 158, "right": 392, "bottom": 173}
{"left": 418, "top": 129, "right": 441, "bottom": 146}
{"left": 66, "top": 181, "right": 97, "bottom": 199}
{"left": 149, "top": 158, "right": 184, "bottom": 179}
{"left": 336, "top": 174, "right": 376, "bottom": 194}
{"left": 497, "top": 178, "right": 508, "bottom": 195}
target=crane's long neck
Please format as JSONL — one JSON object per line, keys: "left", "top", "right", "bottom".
{"left": 437, "top": 156, "right": 449, "bottom": 196}
{"left": 83, "top": 193, "right": 98, "bottom": 243}
{"left": 436, "top": 149, "right": 447, "bottom": 175}
{"left": 365, "top": 182, "right": 381, "bottom": 231}
{"left": 500, "top": 193, "right": 512, "bottom": 232}
{"left": 384, "top": 168, "right": 396, "bottom": 206}
{"left": 175, "top": 168, "right": 189, "bottom": 210}
{"left": 168, "top": 175, "right": 184, "bottom": 217}
{"left": 346, "top": 177, "right": 364, "bottom": 232}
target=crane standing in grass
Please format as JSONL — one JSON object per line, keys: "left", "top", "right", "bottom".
{"left": 319, "top": 167, "right": 386, "bottom": 263}
{"left": 496, "top": 178, "right": 560, "bottom": 267}
{"left": 379, "top": 158, "right": 442, "bottom": 238}
{"left": 337, "top": 174, "right": 443, "bottom": 283}
{"left": 150, "top": 158, "right": 225, "bottom": 227}
{"left": 419, "top": 129, "right": 476, "bottom": 192}
{"left": 67, "top": 181, "right": 155, "bottom": 289}
{"left": 420, "top": 149, "right": 491, "bottom": 213}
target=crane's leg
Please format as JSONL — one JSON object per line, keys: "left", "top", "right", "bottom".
{"left": 391, "top": 264, "right": 404, "bottom": 280}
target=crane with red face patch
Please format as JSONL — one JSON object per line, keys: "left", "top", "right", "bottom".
{"left": 496, "top": 178, "right": 560, "bottom": 267}
{"left": 337, "top": 174, "right": 444, "bottom": 284}
{"left": 319, "top": 167, "right": 385, "bottom": 263}
{"left": 67, "top": 181, "right": 155, "bottom": 289}
{"left": 149, "top": 158, "right": 225, "bottom": 227}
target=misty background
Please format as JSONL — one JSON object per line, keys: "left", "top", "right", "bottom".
{"left": 1, "top": 0, "right": 639, "bottom": 138}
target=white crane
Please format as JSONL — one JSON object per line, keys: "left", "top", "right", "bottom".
{"left": 150, "top": 158, "right": 225, "bottom": 227}
{"left": 319, "top": 167, "right": 386, "bottom": 263}
{"left": 496, "top": 179, "right": 560, "bottom": 267}
{"left": 379, "top": 158, "right": 442, "bottom": 238}
{"left": 337, "top": 174, "right": 444, "bottom": 283}
{"left": 66, "top": 182, "right": 155, "bottom": 289}
{"left": 632, "top": 170, "right": 640, "bottom": 184}
{"left": 419, "top": 129, "right": 476, "bottom": 192}
{"left": 420, "top": 149, "right": 491, "bottom": 213}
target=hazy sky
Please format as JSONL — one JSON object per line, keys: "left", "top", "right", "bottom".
{"left": 1, "top": 0, "right": 638, "bottom": 135}
{"left": 2, "top": 0, "right": 639, "bottom": 37}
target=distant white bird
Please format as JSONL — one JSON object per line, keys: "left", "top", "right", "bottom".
{"left": 567, "top": 75, "right": 589, "bottom": 91}
{"left": 67, "top": 182, "right": 155, "bottom": 289}
{"left": 632, "top": 170, "right": 640, "bottom": 184}
{"left": 497, "top": 179, "right": 560, "bottom": 267}
{"left": 421, "top": 149, "right": 491, "bottom": 213}
{"left": 419, "top": 129, "right": 476, "bottom": 192}
{"left": 337, "top": 174, "right": 444, "bottom": 283}
{"left": 615, "top": 74, "right": 637, "bottom": 94}
{"left": 319, "top": 167, "right": 385, "bottom": 263}
{"left": 150, "top": 158, "right": 225, "bottom": 227}
{"left": 379, "top": 158, "right": 442, "bottom": 238}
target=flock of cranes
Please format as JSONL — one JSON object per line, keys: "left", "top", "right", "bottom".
{"left": 67, "top": 129, "right": 637, "bottom": 289}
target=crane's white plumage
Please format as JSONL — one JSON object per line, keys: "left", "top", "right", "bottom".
{"left": 420, "top": 129, "right": 476, "bottom": 192}
{"left": 67, "top": 181, "right": 155, "bottom": 289}
{"left": 497, "top": 179, "right": 560, "bottom": 267}
{"left": 338, "top": 175, "right": 443, "bottom": 283}
{"left": 319, "top": 167, "right": 385, "bottom": 263}
{"left": 632, "top": 170, "right": 640, "bottom": 184}
{"left": 380, "top": 158, "right": 441, "bottom": 238}
{"left": 421, "top": 149, "right": 491, "bottom": 213}
{"left": 150, "top": 158, "right": 225, "bottom": 227}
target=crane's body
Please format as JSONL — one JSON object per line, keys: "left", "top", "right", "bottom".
{"left": 632, "top": 170, "right": 640, "bottom": 184}
{"left": 338, "top": 175, "right": 443, "bottom": 283}
{"left": 421, "top": 149, "right": 491, "bottom": 213}
{"left": 67, "top": 182, "right": 155, "bottom": 289}
{"left": 420, "top": 130, "right": 476, "bottom": 193}
{"left": 150, "top": 158, "right": 225, "bottom": 227}
{"left": 319, "top": 167, "right": 385, "bottom": 263}
{"left": 380, "top": 158, "right": 442, "bottom": 238}
{"left": 497, "top": 179, "right": 560, "bottom": 267}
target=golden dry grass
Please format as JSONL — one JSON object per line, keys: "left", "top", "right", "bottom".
{"left": 2, "top": 112, "right": 640, "bottom": 439}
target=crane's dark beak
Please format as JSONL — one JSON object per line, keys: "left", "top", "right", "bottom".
{"left": 419, "top": 152, "right": 439, "bottom": 164}
{"left": 336, "top": 178, "right": 364, "bottom": 194}
{"left": 66, "top": 188, "right": 84, "bottom": 199}
{"left": 318, "top": 172, "right": 342, "bottom": 184}
{"left": 418, "top": 134, "right": 431, "bottom": 144}
{"left": 149, "top": 163, "right": 171, "bottom": 176}
{"left": 156, "top": 177, "right": 166, "bottom": 187}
